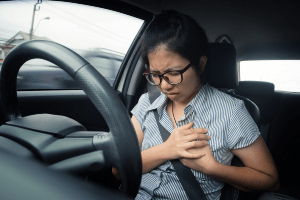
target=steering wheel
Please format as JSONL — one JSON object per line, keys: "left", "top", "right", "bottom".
{"left": 0, "top": 40, "right": 142, "bottom": 198}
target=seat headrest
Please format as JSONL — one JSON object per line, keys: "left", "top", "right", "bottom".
{"left": 235, "top": 81, "right": 275, "bottom": 97}
{"left": 207, "top": 43, "right": 237, "bottom": 89}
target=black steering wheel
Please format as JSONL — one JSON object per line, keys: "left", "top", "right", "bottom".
{"left": 0, "top": 40, "right": 142, "bottom": 198}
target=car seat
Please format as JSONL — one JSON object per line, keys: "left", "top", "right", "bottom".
{"left": 208, "top": 43, "right": 260, "bottom": 200}
{"left": 210, "top": 44, "right": 297, "bottom": 200}
{"left": 234, "top": 81, "right": 276, "bottom": 146}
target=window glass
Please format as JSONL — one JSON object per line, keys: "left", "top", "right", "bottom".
{"left": 0, "top": 0, "right": 144, "bottom": 90}
{"left": 240, "top": 60, "right": 300, "bottom": 92}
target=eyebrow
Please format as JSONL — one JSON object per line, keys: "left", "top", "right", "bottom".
{"left": 150, "top": 66, "right": 181, "bottom": 73}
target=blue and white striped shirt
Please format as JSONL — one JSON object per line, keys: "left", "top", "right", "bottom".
{"left": 132, "top": 83, "right": 260, "bottom": 200}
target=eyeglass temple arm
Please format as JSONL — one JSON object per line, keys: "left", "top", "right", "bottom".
{"left": 143, "top": 68, "right": 150, "bottom": 75}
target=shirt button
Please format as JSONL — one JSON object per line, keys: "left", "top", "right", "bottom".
{"left": 156, "top": 181, "right": 160, "bottom": 186}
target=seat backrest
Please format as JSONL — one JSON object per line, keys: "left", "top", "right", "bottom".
{"left": 234, "top": 82, "right": 300, "bottom": 199}
{"left": 235, "top": 81, "right": 275, "bottom": 145}
{"left": 207, "top": 43, "right": 238, "bottom": 90}
{"left": 208, "top": 43, "right": 261, "bottom": 200}
{"left": 207, "top": 43, "right": 260, "bottom": 128}
{"left": 267, "top": 92, "right": 300, "bottom": 192}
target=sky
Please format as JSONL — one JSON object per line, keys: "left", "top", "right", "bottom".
{"left": 0, "top": 0, "right": 144, "bottom": 54}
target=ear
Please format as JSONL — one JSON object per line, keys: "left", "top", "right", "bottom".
{"left": 199, "top": 56, "right": 208, "bottom": 73}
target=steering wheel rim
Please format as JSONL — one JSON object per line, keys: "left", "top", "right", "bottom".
{"left": 0, "top": 40, "right": 142, "bottom": 198}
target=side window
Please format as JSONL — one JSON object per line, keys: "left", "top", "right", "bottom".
{"left": 0, "top": 1, "right": 144, "bottom": 90}
{"left": 240, "top": 60, "right": 300, "bottom": 92}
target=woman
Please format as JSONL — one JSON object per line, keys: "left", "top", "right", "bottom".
{"left": 113, "top": 10, "right": 279, "bottom": 200}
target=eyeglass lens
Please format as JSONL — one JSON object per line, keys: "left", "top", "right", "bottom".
{"left": 147, "top": 71, "right": 182, "bottom": 85}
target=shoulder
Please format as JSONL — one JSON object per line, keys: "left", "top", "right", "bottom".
{"left": 207, "top": 85, "right": 243, "bottom": 110}
{"left": 131, "top": 93, "right": 151, "bottom": 117}
{"left": 137, "top": 92, "right": 151, "bottom": 107}
{"left": 131, "top": 93, "right": 152, "bottom": 131}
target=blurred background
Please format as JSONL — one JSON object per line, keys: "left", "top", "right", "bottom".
{"left": 0, "top": 0, "right": 143, "bottom": 90}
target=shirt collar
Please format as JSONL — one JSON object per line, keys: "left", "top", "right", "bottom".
{"left": 191, "top": 83, "right": 213, "bottom": 125}
{"left": 146, "top": 83, "right": 212, "bottom": 119}
{"left": 184, "top": 83, "right": 209, "bottom": 116}
{"left": 147, "top": 91, "right": 168, "bottom": 116}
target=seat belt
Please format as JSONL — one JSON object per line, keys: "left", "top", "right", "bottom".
{"left": 147, "top": 83, "right": 207, "bottom": 200}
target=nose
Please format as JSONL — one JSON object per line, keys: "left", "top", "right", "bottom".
{"left": 160, "top": 77, "right": 173, "bottom": 90}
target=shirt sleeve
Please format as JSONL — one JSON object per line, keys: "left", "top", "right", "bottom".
{"left": 131, "top": 93, "right": 149, "bottom": 132}
{"left": 227, "top": 100, "right": 261, "bottom": 150}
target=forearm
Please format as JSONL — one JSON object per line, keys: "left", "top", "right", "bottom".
{"left": 207, "top": 163, "right": 279, "bottom": 192}
{"left": 141, "top": 142, "right": 170, "bottom": 174}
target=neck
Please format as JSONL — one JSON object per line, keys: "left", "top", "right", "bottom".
{"left": 173, "top": 83, "right": 203, "bottom": 108}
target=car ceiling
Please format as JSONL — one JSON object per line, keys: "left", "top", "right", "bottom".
{"left": 121, "top": 0, "right": 300, "bottom": 62}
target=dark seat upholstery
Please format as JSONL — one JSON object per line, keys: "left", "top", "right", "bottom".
{"left": 267, "top": 92, "right": 300, "bottom": 199}
{"left": 235, "top": 81, "right": 276, "bottom": 145}
{"left": 207, "top": 43, "right": 238, "bottom": 90}
{"left": 215, "top": 54, "right": 298, "bottom": 199}
{"left": 207, "top": 43, "right": 261, "bottom": 200}
{"left": 207, "top": 44, "right": 260, "bottom": 127}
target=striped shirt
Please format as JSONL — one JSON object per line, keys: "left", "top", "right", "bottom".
{"left": 132, "top": 83, "right": 260, "bottom": 200}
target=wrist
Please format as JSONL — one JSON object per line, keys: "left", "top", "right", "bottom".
{"left": 205, "top": 160, "right": 222, "bottom": 177}
{"left": 160, "top": 141, "right": 174, "bottom": 160}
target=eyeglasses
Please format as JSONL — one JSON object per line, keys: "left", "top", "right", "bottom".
{"left": 143, "top": 63, "right": 193, "bottom": 86}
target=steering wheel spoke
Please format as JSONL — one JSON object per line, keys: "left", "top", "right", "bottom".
{"left": 49, "top": 150, "right": 109, "bottom": 176}
{"left": 93, "top": 132, "right": 118, "bottom": 165}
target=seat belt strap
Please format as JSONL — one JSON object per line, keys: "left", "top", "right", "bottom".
{"left": 147, "top": 83, "right": 207, "bottom": 200}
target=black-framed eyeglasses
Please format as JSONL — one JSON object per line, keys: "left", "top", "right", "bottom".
{"left": 143, "top": 63, "right": 193, "bottom": 86}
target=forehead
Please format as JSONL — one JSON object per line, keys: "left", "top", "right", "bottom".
{"left": 148, "top": 47, "right": 188, "bottom": 71}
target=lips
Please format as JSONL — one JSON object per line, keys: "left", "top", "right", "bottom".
{"left": 165, "top": 93, "right": 178, "bottom": 95}
{"left": 162, "top": 91, "right": 179, "bottom": 96}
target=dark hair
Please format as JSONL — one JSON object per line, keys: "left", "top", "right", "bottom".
{"left": 140, "top": 9, "right": 211, "bottom": 85}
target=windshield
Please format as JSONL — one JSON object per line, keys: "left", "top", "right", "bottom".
{"left": 0, "top": 0, "right": 144, "bottom": 89}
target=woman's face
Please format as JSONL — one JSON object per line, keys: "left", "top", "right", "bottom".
{"left": 148, "top": 46, "right": 206, "bottom": 105}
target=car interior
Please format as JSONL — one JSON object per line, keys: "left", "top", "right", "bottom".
{"left": 0, "top": 0, "right": 299, "bottom": 200}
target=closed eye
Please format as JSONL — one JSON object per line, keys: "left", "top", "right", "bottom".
{"left": 151, "top": 74, "right": 160, "bottom": 77}
{"left": 166, "top": 71, "right": 180, "bottom": 75}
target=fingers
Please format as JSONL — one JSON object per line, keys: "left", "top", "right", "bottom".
{"left": 112, "top": 167, "right": 120, "bottom": 180}
{"left": 176, "top": 140, "right": 208, "bottom": 157}
{"left": 178, "top": 121, "right": 193, "bottom": 130}
{"left": 181, "top": 151, "right": 206, "bottom": 159}
{"left": 193, "top": 127, "right": 209, "bottom": 134}
{"left": 186, "top": 132, "right": 211, "bottom": 141}
{"left": 179, "top": 124, "right": 208, "bottom": 136}
{"left": 176, "top": 121, "right": 208, "bottom": 133}
{"left": 179, "top": 141, "right": 208, "bottom": 159}
{"left": 170, "top": 122, "right": 211, "bottom": 160}
{"left": 182, "top": 128, "right": 208, "bottom": 136}
{"left": 185, "top": 140, "right": 208, "bottom": 149}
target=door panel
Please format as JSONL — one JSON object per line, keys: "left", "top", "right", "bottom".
{"left": 18, "top": 90, "right": 124, "bottom": 132}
